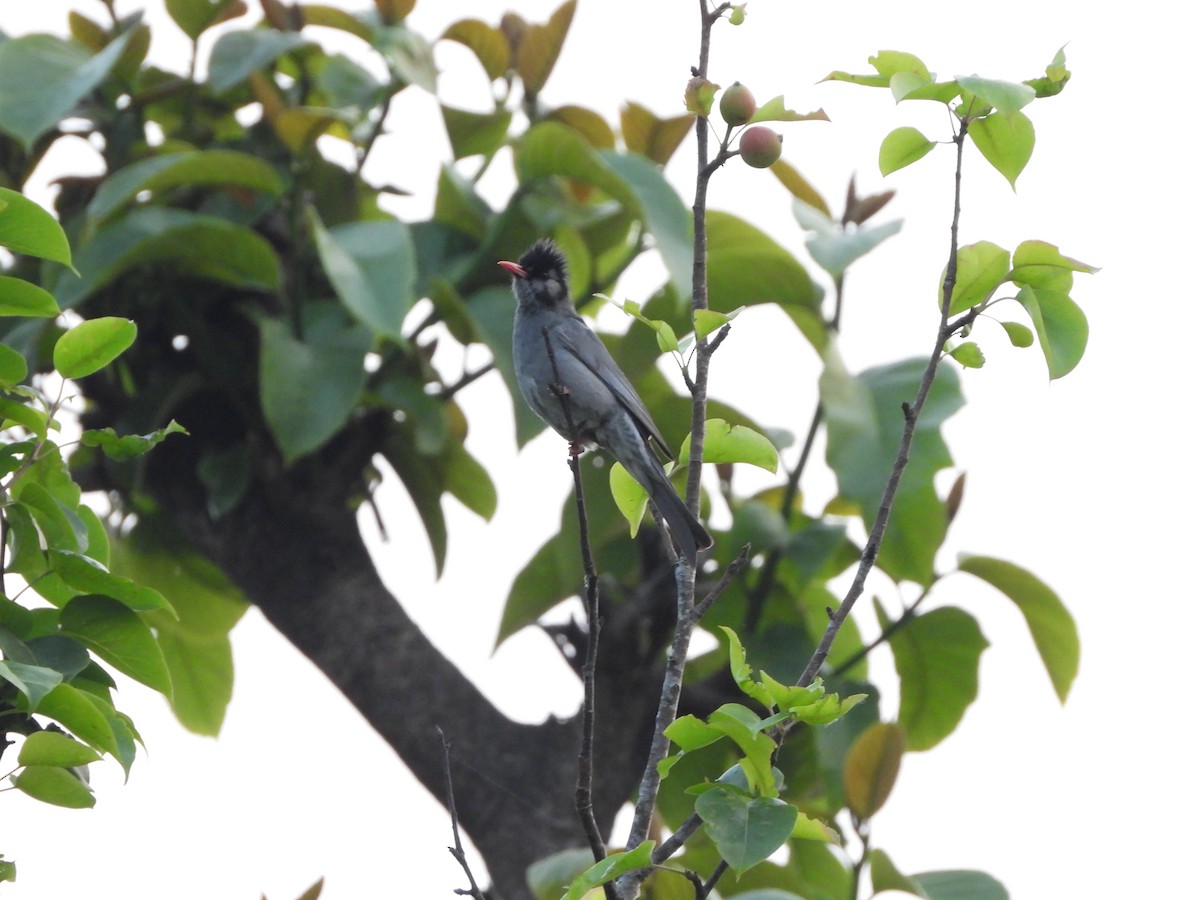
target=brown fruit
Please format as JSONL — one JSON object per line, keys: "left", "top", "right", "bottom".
{"left": 719, "top": 82, "right": 756, "bottom": 126}
{"left": 738, "top": 126, "right": 783, "bottom": 168}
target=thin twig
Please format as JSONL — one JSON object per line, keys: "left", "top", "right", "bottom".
{"left": 436, "top": 727, "right": 486, "bottom": 900}
{"left": 617, "top": 6, "right": 721, "bottom": 893}
{"left": 541, "top": 328, "right": 614, "bottom": 896}
{"left": 791, "top": 114, "right": 972, "bottom": 695}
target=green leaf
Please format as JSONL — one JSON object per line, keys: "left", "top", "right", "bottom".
{"left": 441, "top": 18, "right": 510, "bottom": 81}
{"left": 820, "top": 349, "right": 963, "bottom": 584}
{"left": 0, "top": 342, "right": 28, "bottom": 386}
{"left": 86, "top": 151, "right": 284, "bottom": 226}
{"left": 619, "top": 101, "right": 694, "bottom": 166}
{"left": 870, "top": 50, "right": 931, "bottom": 80}
{"left": 56, "top": 208, "right": 281, "bottom": 309}
{"left": 880, "top": 126, "right": 936, "bottom": 175}
{"left": 1000, "top": 321, "right": 1034, "bottom": 348}
{"left": 309, "top": 213, "right": 416, "bottom": 342}
{"left": 843, "top": 722, "right": 904, "bottom": 819}
{"left": 0, "top": 31, "right": 133, "bottom": 150}
{"left": 110, "top": 522, "right": 248, "bottom": 736}
{"left": 60, "top": 594, "right": 173, "bottom": 696}
{"left": 166, "top": 0, "right": 247, "bottom": 39}
{"left": 945, "top": 240, "right": 1010, "bottom": 315}
{"left": 207, "top": 29, "right": 309, "bottom": 92}
{"left": 948, "top": 342, "right": 985, "bottom": 368}
{"left": 258, "top": 312, "right": 372, "bottom": 463}
{"left": 0, "top": 188, "right": 74, "bottom": 267}
{"left": 33, "top": 683, "right": 118, "bottom": 756}
{"left": 516, "top": 120, "right": 639, "bottom": 212}
{"left": 13, "top": 481, "right": 85, "bottom": 552}
{"left": 694, "top": 307, "right": 741, "bottom": 340}
{"left": 968, "top": 111, "right": 1035, "bottom": 189}
{"left": 443, "top": 442, "right": 497, "bottom": 520}
{"left": 706, "top": 211, "right": 823, "bottom": 349}
{"left": 956, "top": 76, "right": 1035, "bottom": 116}
{"left": 696, "top": 788, "right": 798, "bottom": 875}
{"left": 1010, "top": 239, "right": 1098, "bottom": 288}
{"left": 562, "top": 841, "right": 653, "bottom": 900}
{"left": 17, "top": 731, "right": 102, "bottom": 768}
{"left": 0, "top": 275, "right": 62, "bottom": 318}
{"left": 806, "top": 218, "right": 903, "bottom": 280}
{"left": 80, "top": 420, "right": 188, "bottom": 461}
{"left": 602, "top": 151, "right": 694, "bottom": 303}
{"left": 526, "top": 849, "right": 595, "bottom": 900}
{"left": 957, "top": 555, "right": 1078, "bottom": 702}
{"left": 0, "top": 660, "right": 63, "bottom": 709}
{"left": 681, "top": 418, "right": 779, "bottom": 472}
{"left": 441, "top": 105, "right": 513, "bottom": 160}
{"left": 610, "top": 461, "right": 650, "bottom": 537}
{"left": 913, "top": 870, "right": 1009, "bottom": 900}
{"left": 749, "top": 96, "right": 829, "bottom": 124}
{"left": 50, "top": 550, "right": 176, "bottom": 614}
{"left": 870, "top": 849, "right": 929, "bottom": 898}
{"left": 12, "top": 765, "right": 96, "bottom": 809}
{"left": 53, "top": 317, "right": 136, "bottom": 378}
{"left": 1015, "top": 286, "right": 1088, "bottom": 378}
{"left": 514, "top": 0, "right": 576, "bottom": 96}
{"left": 880, "top": 603, "right": 987, "bottom": 750}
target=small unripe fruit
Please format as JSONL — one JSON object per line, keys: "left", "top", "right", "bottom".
{"left": 719, "top": 82, "right": 756, "bottom": 126}
{"left": 738, "top": 126, "right": 783, "bottom": 168}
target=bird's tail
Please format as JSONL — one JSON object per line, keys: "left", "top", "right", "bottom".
{"left": 648, "top": 475, "right": 713, "bottom": 563}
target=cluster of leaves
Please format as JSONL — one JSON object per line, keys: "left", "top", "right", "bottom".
{"left": 0, "top": 1, "right": 1092, "bottom": 896}
{"left": 0, "top": 187, "right": 192, "bottom": 876}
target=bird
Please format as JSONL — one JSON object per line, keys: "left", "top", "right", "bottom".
{"left": 501, "top": 239, "right": 713, "bottom": 562}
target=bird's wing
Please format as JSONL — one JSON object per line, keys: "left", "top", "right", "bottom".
{"left": 556, "top": 315, "right": 673, "bottom": 459}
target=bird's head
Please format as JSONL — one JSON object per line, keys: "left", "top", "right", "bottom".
{"left": 499, "top": 239, "right": 571, "bottom": 310}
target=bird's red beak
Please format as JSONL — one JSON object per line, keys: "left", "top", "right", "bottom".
{"left": 498, "top": 260, "right": 526, "bottom": 278}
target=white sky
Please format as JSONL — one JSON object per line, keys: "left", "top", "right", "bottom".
{"left": 4, "top": 1, "right": 1199, "bottom": 898}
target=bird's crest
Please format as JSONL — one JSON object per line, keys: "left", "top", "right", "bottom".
{"left": 518, "top": 239, "right": 568, "bottom": 282}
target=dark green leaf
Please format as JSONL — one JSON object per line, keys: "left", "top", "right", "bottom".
{"left": 696, "top": 788, "right": 798, "bottom": 875}
{"left": 913, "top": 869, "right": 1009, "bottom": 900}
{"left": 207, "top": 29, "right": 308, "bottom": 92}
{"left": 60, "top": 594, "right": 173, "bottom": 696}
{"left": 0, "top": 342, "right": 28, "bottom": 386}
{"left": 820, "top": 351, "right": 963, "bottom": 584}
{"left": 0, "top": 660, "right": 63, "bottom": 709}
{"left": 51, "top": 550, "right": 175, "bottom": 614}
{"left": 86, "top": 151, "right": 284, "bottom": 225}
{"left": 958, "top": 555, "right": 1078, "bottom": 702}
{"left": 258, "top": 312, "right": 372, "bottom": 463}
{"left": 441, "top": 105, "right": 513, "bottom": 160}
{"left": 312, "top": 215, "right": 416, "bottom": 342}
{"left": 880, "top": 603, "right": 987, "bottom": 750}
{"left": 602, "top": 151, "right": 693, "bottom": 302}
{"left": 56, "top": 208, "right": 281, "bottom": 309}
{"left": 0, "top": 32, "right": 133, "bottom": 150}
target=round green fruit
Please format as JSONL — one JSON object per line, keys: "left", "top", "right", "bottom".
{"left": 719, "top": 82, "right": 756, "bottom": 126}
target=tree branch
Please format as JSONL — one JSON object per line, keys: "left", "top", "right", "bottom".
{"left": 792, "top": 114, "right": 972, "bottom": 693}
